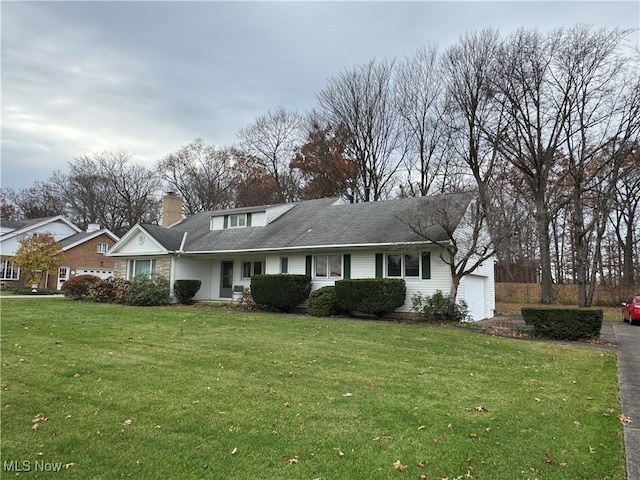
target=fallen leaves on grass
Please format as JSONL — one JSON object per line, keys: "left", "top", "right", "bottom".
{"left": 393, "top": 460, "right": 407, "bottom": 471}
{"left": 474, "top": 406, "right": 489, "bottom": 413}
{"left": 31, "top": 414, "right": 48, "bottom": 431}
{"left": 288, "top": 456, "right": 299, "bottom": 465}
{"left": 619, "top": 414, "right": 633, "bottom": 424}
{"left": 121, "top": 419, "right": 132, "bottom": 426}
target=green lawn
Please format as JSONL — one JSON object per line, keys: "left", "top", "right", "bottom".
{"left": 0, "top": 299, "right": 625, "bottom": 479}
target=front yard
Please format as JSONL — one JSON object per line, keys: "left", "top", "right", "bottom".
{"left": 0, "top": 299, "right": 625, "bottom": 479}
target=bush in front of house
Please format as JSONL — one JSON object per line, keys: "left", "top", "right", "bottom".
{"left": 173, "top": 279, "right": 202, "bottom": 304}
{"left": 411, "top": 290, "right": 470, "bottom": 323}
{"left": 521, "top": 307, "right": 603, "bottom": 341}
{"left": 89, "top": 277, "right": 131, "bottom": 304}
{"left": 250, "top": 274, "right": 311, "bottom": 312}
{"left": 308, "top": 286, "right": 343, "bottom": 317}
{"left": 127, "top": 275, "right": 171, "bottom": 306}
{"left": 61, "top": 275, "right": 102, "bottom": 300}
{"left": 335, "top": 278, "right": 406, "bottom": 317}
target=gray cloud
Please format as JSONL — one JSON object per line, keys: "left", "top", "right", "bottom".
{"left": 2, "top": 1, "right": 638, "bottom": 189}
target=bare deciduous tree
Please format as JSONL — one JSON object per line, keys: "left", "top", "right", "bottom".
{"left": 1, "top": 182, "right": 66, "bottom": 219}
{"left": 157, "top": 138, "right": 235, "bottom": 215}
{"left": 317, "top": 59, "right": 403, "bottom": 202}
{"left": 52, "top": 151, "right": 161, "bottom": 235}
{"left": 395, "top": 45, "right": 449, "bottom": 196}
{"left": 237, "top": 107, "right": 304, "bottom": 203}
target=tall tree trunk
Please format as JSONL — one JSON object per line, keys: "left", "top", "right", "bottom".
{"left": 534, "top": 198, "right": 555, "bottom": 304}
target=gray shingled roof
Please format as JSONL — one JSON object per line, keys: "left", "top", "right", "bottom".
{"left": 144, "top": 192, "right": 475, "bottom": 253}
{"left": 0, "top": 216, "right": 58, "bottom": 234}
{"left": 58, "top": 231, "right": 93, "bottom": 248}
{"left": 139, "top": 224, "right": 186, "bottom": 251}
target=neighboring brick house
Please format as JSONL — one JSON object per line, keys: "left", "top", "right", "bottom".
{"left": 54, "top": 225, "right": 120, "bottom": 289}
{"left": 0, "top": 216, "right": 119, "bottom": 290}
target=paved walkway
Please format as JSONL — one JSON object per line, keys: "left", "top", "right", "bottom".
{"left": 611, "top": 322, "right": 640, "bottom": 480}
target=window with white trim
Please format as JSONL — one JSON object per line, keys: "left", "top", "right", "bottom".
{"left": 280, "top": 257, "right": 289, "bottom": 274}
{"left": 229, "top": 214, "right": 246, "bottom": 228}
{"left": 242, "top": 261, "right": 263, "bottom": 279}
{"left": 387, "top": 253, "right": 420, "bottom": 278}
{"left": 97, "top": 243, "right": 108, "bottom": 254}
{"left": 1, "top": 260, "right": 20, "bottom": 281}
{"left": 128, "top": 259, "right": 156, "bottom": 279}
{"left": 315, "top": 254, "right": 342, "bottom": 278}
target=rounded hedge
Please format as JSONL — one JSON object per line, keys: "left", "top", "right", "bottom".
{"left": 308, "top": 286, "right": 342, "bottom": 317}
{"left": 335, "top": 278, "right": 406, "bottom": 317}
{"left": 127, "top": 275, "right": 171, "bottom": 306}
{"left": 61, "top": 275, "right": 101, "bottom": 300}
{"left": 173, "top": 279, "right": 202, "bottom": 304}
{"left": 250, "top": 274, "right": 311, "bottom": 312}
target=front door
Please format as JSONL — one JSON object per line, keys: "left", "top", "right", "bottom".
{"left": 57, "top": 267, "right": 70, "bottom": 290}
{"left": 220, "top": 261, "right": 233, "bottom": 298}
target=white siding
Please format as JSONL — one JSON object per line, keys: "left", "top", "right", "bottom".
{"left": 456, "top": 257, "right": 496, "bottom": 321}
{"left": 302, "top": 248, "right": 453, "bottom": 314}
{"left": 1, "top": 221, "right": 79, "bottom": 256}
{"left": 112, "top": 231, "right": 166, "bottom": 256}
{"left": 265, "top": 204, "right": 296, "bottom": 223}
{"left": 169, "top": 246, "right": 493, "bottom": 319}
{"left": 210, "top": 216, "right": 225, "bottom": 230}
{"left": 172, "top": 256, "right": 214, "bottom": 301}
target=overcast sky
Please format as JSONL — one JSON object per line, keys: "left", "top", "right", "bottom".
{"left": 2, "top": 1, "right": 638, "bottom": 190}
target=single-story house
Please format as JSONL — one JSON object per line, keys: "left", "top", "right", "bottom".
{"left": 0, "top": 216, "right": 119, "bottom": 289}
{"left": 108, "top": 193, "right": 495, "bottom": 321}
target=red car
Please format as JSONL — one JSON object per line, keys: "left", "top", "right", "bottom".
{"left": 622, "top": 295, "right": 640, "bottom": 325}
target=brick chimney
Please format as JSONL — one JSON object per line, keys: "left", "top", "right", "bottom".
{"left": 162, "top": 192, "right": 183, "bottom": 227}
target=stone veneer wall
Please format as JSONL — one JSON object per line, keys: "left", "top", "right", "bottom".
{"left": 155, "top": 257, "right": 171, "bottom": 279}
{"left": 113, "top": 257, "right": 171, "bottom": 280}
{"left": 113, "top": 259, "right": 128, "bottom": 279}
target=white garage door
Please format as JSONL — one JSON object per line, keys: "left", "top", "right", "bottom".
{"left": 464, "top": 275, "right": 486, "bottom": 322}
{"left": 77, "top": 268, "right": 114, "bottom": 280}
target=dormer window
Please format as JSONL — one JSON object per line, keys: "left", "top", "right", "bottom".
{"left": 211, "top": 211, "right": 258, "bottom": 230}
{"left": 229, "top": 214, "right": 246, "bottom": 228}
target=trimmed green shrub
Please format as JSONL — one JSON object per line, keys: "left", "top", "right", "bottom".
{"left": 335, "top": 278, "right": 406, "bottom": 317}
{"left": 308, "top": 286, "right": 343, "bottom": 317}
{"left": 89, "top": 277, "right": 131, "bottom": 304}
{"left": 250, "top": 274, "right": 311, "bottom": 312}
{"left": 173, "top": 279, "right": 202, "bottom": 304}
{"left": 411, "top": 290, "right": 470, "bottom": 323}
{"left": 521, "top": 307, "right": 603, "bottom": 341}
{"left": 127, "top": 275, "right": 171, "bottom": 306}
{"left": 1, "top": 284, "right": 59, "bottom": 295}
{"left": 61, "top": 275, "right": 101, "bottom": 300}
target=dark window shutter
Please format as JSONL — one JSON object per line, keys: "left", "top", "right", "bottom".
{"left": 343, "top": 254, "right": 351, "bottom": 279}
{"left": 305, "top": 255, "right": 312, "bottom": 277}
{"left": 422, "top": 252, "right": 431, "bottom": 279}
{"left": 246, "top": 213, "right": 252, "bottom": 227}
{"left": 375, "top": 253, "right": 383, "bottom": 278}
{"left": 223, "top": 215, "right": 228, "bottom": 229}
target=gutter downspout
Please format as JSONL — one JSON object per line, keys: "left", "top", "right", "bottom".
{"left": 169, "top": 232, "right": 188, "bottom": 303}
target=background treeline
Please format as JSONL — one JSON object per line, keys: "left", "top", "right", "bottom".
{"left": 2, "top": 25, "right": 639, "bottom": 303}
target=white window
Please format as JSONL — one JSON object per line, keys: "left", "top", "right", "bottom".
{"left": 387, "top": 253, "right": 420, "bottom": 278}
{"left": 128, "top": 259, "right": 156, "bottom": 279}
{"left": 280, "top": 257, "right": 289, "bottom": 274}
{"left": 229, "top": 214, "right": 246, "bottom": 228}
{"left": 97, "top": 243, "right": 108, "bottom": 254}
{"left": 242, "top": 261, "right": 263, "bottom": 279}
{"left": 315, "top": 254, "right": 342, "bottom": 278}
{"left": 1, "top": 260, "right": 20, "bottom": 281}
